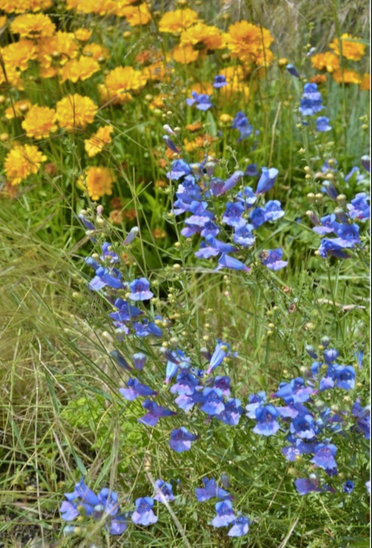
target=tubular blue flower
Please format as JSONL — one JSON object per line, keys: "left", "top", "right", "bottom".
{"left": 322, "top": 180, "right": 338, "bottom": 200}
{"left": 123, "top": 226, "right": 139, "bottom": 245}
{"left": 119, "top": 379, "right": 157, "bottom": 401}
{"left": 290, "top": 414, "right": 316, "bottom": 439}
{"left": 275, "top": 377, "right": 313, "bottom": 404}
{"left": 132, "top": 319, "right": 163, "bottom": 338}
{"left": 131, "top": 497, "right": 157, "bottom": 526}
{"left": 200, "top": 387, "right": 225, "bottom": 415}
{"left": 332, "top": 223, "right": 361, "bottom": 248}
{"left": 286, "top": 63, "right": 300, "bottom": 77}
{"left": 213, "top": 376, "right": 231, "bottom": 397}
{"left": 351, "top": 400, "right": 370, "bottom": 439}
{"left": 167, "top": 159, "right": 192, "bottom": 181}
{"left": 306, "top": 345, "right": 318, "bottom": 359}
{"left": 195, "top": 237, "right": 237, "bottom": 259}
{"left": 255, "top": 167, "right": 279, "bottom": 195}
{"left": 133, "top": 352, "right": 147, "bottom": 370}
{"left": 260, "top": 248, "right": 288, "bottom": 270}
{"left": 299, "top": 83, "right": 324, "bottom": 116}
{"left": 154, "top": 479, "right": 175, "bottom": 503}
{"left": 236, "top": 186, "right": 257, "bottom": 208}
{"left": 343, "top": 480, "right": 355, "bottom": 494}
{"left": 186, "top": 91, "right": 213, "bottom": 111}
{"left": 220, "top": 170, "right": 245, "bottom": 194}
{"left": 295, "top": 476, "right": 323, "bottom": 495}
{"left": 163, "top": 135, "right": 179, "bottom": 153}
{"left": 169, "top": 427, "right": 198, "bottom": 452}
{"left": 245, "top": 391, "right": 267, "bottom": 419}
{"left": 129, "top": 278, "right": 154, "bottom": 301}
{"left": 334, "top": 365, "right": 355, "bottom": 389}
{"left": 101, "top": 243, "right": 120, "bottom": 264}
{"left": 244, "top": 163, "right": 259, "bottom": 177}
{"left": 89, "top": 266, "right": 123, "bottom": 291}
{"left": 213, "top": 74, "right": 228, "bottom": 88}
{"left": 209, "top": 177, "right": 226, "bottom": 196}
{"left": 195, "top": 477, "right": 232, "bottom": 502}
{"left": 216, "top": 253, "right": 251, "bottom": 272}
{"left": 170, "top": 369, "right": 200, "bottom": 396}
{"left": 207, "top": 340, "right": 230, "bottom": 374}
{"left": 361, "top": 155, "right": 370, "bottom": 172}
{"left": 110, "top": 350, "right": 133, "bottom": 371}
{"left": 231, "top": 111, "right": 253, "bottom": 141}
{"left": 211, "top": 500, "right": 236, "bottom": 527}
{"left": 138, "top": 400, "right": 176, "bottom": 427}
{"left": 174, "top": 390, "right": 204, "bottom": 412}
{"left": 186, "top": 201, "right": 214, "bottom": 227}
{"left": 312, "top": 214, "right": 337, "bottom": 235}
{"left": 253, "top": 404, "right": 281, "bottom": 436}
{"left": 78, "top": 213, "right": 95, "bottom": 231}
{"left": 344, "top": 166, "right": 362, "bottom": 182}
{"left": 217, "top": 398, "right": 243, "bottom": 426}
{"left": 109, "top": 299, "right": 143, "bottom": 322}
{"left": 316, "top": 116, "right": 332, "bottom": 132}
{"left": 228, "top": 516, "right": 250, "bottom": 537}
{"left": 311, "top": 443, "right": 338, "bottom": 476}
{"left": 318, "top": 239, "right": 350, "bottom": 259}
{"left": 222, "top": 201, "right": 246, "bottom": 228}
{"left": 347, "top": 193, "right": 370, "bottom": 220}
{"left": 233, "top": 224, "right": 255, "bottom": 247}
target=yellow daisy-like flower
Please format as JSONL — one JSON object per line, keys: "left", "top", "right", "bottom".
{"left": 143, "top": 61, "right": 172, "bottom": 82}
{"left": 99, "top": 66, "right": 147, "bottom": 105}
{"left": 83, "top": 43, "right": 110, "bottom": 60}
{"left": 1, "top": 39, "right": 37, "bottom": 71}
{"left": 149, "top": 94, "right": 168, "bottom": 111}
{"left": 66, "top": 0, "right": 116, "bottom": 15}
{"left": 0, "top": 15, "right": 7, "bottom": 28}
{"left": 74, "top": 28, "right": 92, "bottom": 41}
{"left": 78, "top": 166, "right": 115, "bottom": 200}
{"left": 116, "top": 3, "right": 152, "bottom": 25}
{"left": 39, "top": 65, "right": 58, "bottom": 79}
{"left": 56, "top": 94, "right": 98, "bottom": 131}
{"left": 0, "top": 62, "right": 24, "bottom": 89}
{"left": 21, "top": 104, "right": 57, "bottom": 140}
{"left": 180, "top": 22, "right": 224, "bottom": 52}
{"left": 84, "top": 125, "right": 114, "bottom": 157}
{"left": 311, "top": 52, "right": 340, "bottom": 73}
{"left": 11, "top": 13, "right": 56, "bottom": 38}
{"left": 158, "top": 8, "right": 198, "bottom": 34}
{"left": 330, "top": 34, "right": 366, "bottom": 61}
{"left": 0, "top": 0, "right": 52, "bottom": 13}
{"left": 224, "top": 21, "right": 274, "bottom": 65}
{"left": 60, "top": 57, "right": 100, "bottom": 83}
{"left": 360, "top": 73, "right": 370, "bottom": 91}
{"left": 173, "top": 44, "right": 199, "bottom": 64}
{"left": 37, "top": 31, "right": 79, "bottom": 68}
{"left": 5, "top": 100, "right": 32, "bottom": 119}
{"left": 332, "top": 68, "right": 362, "bottom": 85}
{"left": 4, "top": 144, "right": 47, "bottom": 186}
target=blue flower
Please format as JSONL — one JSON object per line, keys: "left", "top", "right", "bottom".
{"left": 295, "top": 476, "right": 323, "bottom": 495}
{"left": 119, "top": 379, "right": 157, "bottom": 401}
{"left": 131, "top": 497, "right": 158, "bottom": 526}
{"left": 163, "top": 135, "right": 179, "bottom": 153}
{"left": 222, "top": 201, "right": 246, "bottom": 228}
{"left": 186, "top": 91, "right": 213, "bottom": 111}
{"left": 312, "top": 214, "right": 337, "bottom": 235}
{"left": 255, "top": 167, "right": 279, "bottom": 195}
{"left": 347, "top": 193, "right": 370, "bottom": 220}
{"left": 343, "top": 480, "right": 355, "bottom": 494}
{"left": 233, "top": 224, "right": 255, "bottom": 247}
{"left": 78, "top": 213, "right": 95, "bottom": 231}
{"left": 195, "top": 477, "right": 232, "bottom": 502}
{"left": 213, "top": 74, "right": 228, "bottom": 88}
{"left": 286, "top": 63, "right": 300, "bottom": 77}
{"left": 207, "top": 340, "right": 231, "bottom": 374}
{"left": 245, "top": 391, "right": 267, "bottom": 418}
{"left": 133, "top": 352, "right": 146, "bottom": 370}
{"left": 167, "top": 159, "right": 192, "bottom": 181}
{"left": 290, "top": 414, "right": 316, "bottom": 439}
{"left": 110, "top": 350, "right": 132, "bottom": 371}
{"left": 316, "top": 116, "right": 332, "bottom": 132}
{"left": 334, "top": 365, "right": 355, "bottom": 389}
{"left": 138, "top": 400, "right": 176, "bottom": 427}
{"left": 318, "top": 239, "right": 350, "bottom": 259}
{"left": 170, "top": 369, "right": 200, "bottom": 396}
{"left": 100, "top": 242, "right": 120, "bottom": 264}
{"left": 236, "top": 186, "right": 257, "bottom": 208}
{"left": 129, "top": 278, "right": 154, "bottom": 301}
{"left": 231, "top": 111, "right": 253, "bottom": 141}
{"left": 260, "top": 248, "right": 288, "bottom": 271}
{"left": 169, "top": 427, "right": 198, "bottom": 452}
{"left": 123, "top": 226, "right": 139, "bottom": 245}
{"left": 216, "top": 253, "right": 251, "bottom": 272}
{"left": 213, "top": 376, "right": 231, "bottom": 397}
{"left": 154, "top": 479, "right": 176, "bottom": 503}
{"left": 351, "top": 400, "right": 370, "bottom": 439}
{"left": 244, "top": 163, "right": 259, "bottom": 177}
{"left": 275, "top": 377, "right": 313, "bottom": 403}
{"left": 211, "top": 500, "right": 236, "bottom": 527}
{"left": 89, "top": 266, "right": 123, "bottom": 291}
{"left": 200, "top": 387, "right": 225, "bottom": 415}
{"left": 253, "top": 404, "right": 280, "bottom": 436}
{"left": 220, "top": 170, "right": 245, "bottom": 194}
{"left": 361, "top": 155, "right": 370, "bottom": 172}
{"left": 299, "top": 83, "right": 324, "bottom": 116}
{"left": 109, "top": 299, "right": 142, "bottom": 322}
{"left": 311, "top": 443, "right": 338, "bottom": 476}
{"left": 217, "top": 398, "right": 243, "bottom": 426}
{"left": 228, "top": 516, "right": 250, "bottom": 537}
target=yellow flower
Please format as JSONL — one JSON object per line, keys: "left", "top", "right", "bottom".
{"left": 143, "top": 61, "right": 172, "bottom": 82}
{"left": 158, "top": 8, "right": 198, "bottom": 34}
{"left": 83, "top": 43, "right": 110, "bottom": 60}
{"left": 0, "top": 61, "right": 24, "bottom": 89}
{"left": 116, "top": 3, "right": 152, "bottom": 25}
{"left": 0, "top": 16, "right": 7, "bottom": 29}
{"left": 0, "top": 0, "right": 52, "bottom": 13}
{"left": 39, "top": 65, "right": 58, "bottom": 79}
{"left": 173, "top": 44, "right": 199, "bottom": 64}
{"left": 66, "top": 0, "right": 116, "bottom": 15}
{"left": 1, "top": 39, "right": 37, "bottom": 71}
{"left": 78, "top": 166, "right": 115, "bottom": 200}
{"left": 56, "top": 94, "right": 98, "bottom": 131}
{"left": 21, "top": 104, "right": 57, "bottom": 139}
{"left": 74, "top": 28, "right": 92, "bottom": 41}
{"left": 99, "top": 66, "right": 147, "bottom": 105}
{"left": 184, "top": 134, "right": 213, "bottom": 153}
{"left": 60, "top": 57, "right": 100, "bottom": 83}
{"left": 311, "top": 52, "right": 340, "bottom": 73}
{"left": 5, "top": 100, "right": 32, "bottom": 119}
{"left": 224, "top": 20, "right": 274, "bottom": 65}
{"left": 37, "top": 31, "right": 79, "bottom": 68}
{"left": 4, "top": 144, "right": 47, "bottom": 186}
{"left": 332, "top": 68, "right": 362, "bottom": 85}
{"left": 330, "top": 34, "right": 366, "bottom": 61}
{"left": 360, "top": 73, "right": 370, "bottom": 91}
{"left": 84, "top": 125, "right": 114, "bottom": 157}
{"left": 190, "top": 82, "right": 214, "bottom": 95}
{"left": 180, "top": 22, "right": 224, "bottom": 52}
{"left": 11, "top": 13, "right": 56, "bottom": 38}
{"left": 149, "top": 94, "right": 168, "bottom": 110}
